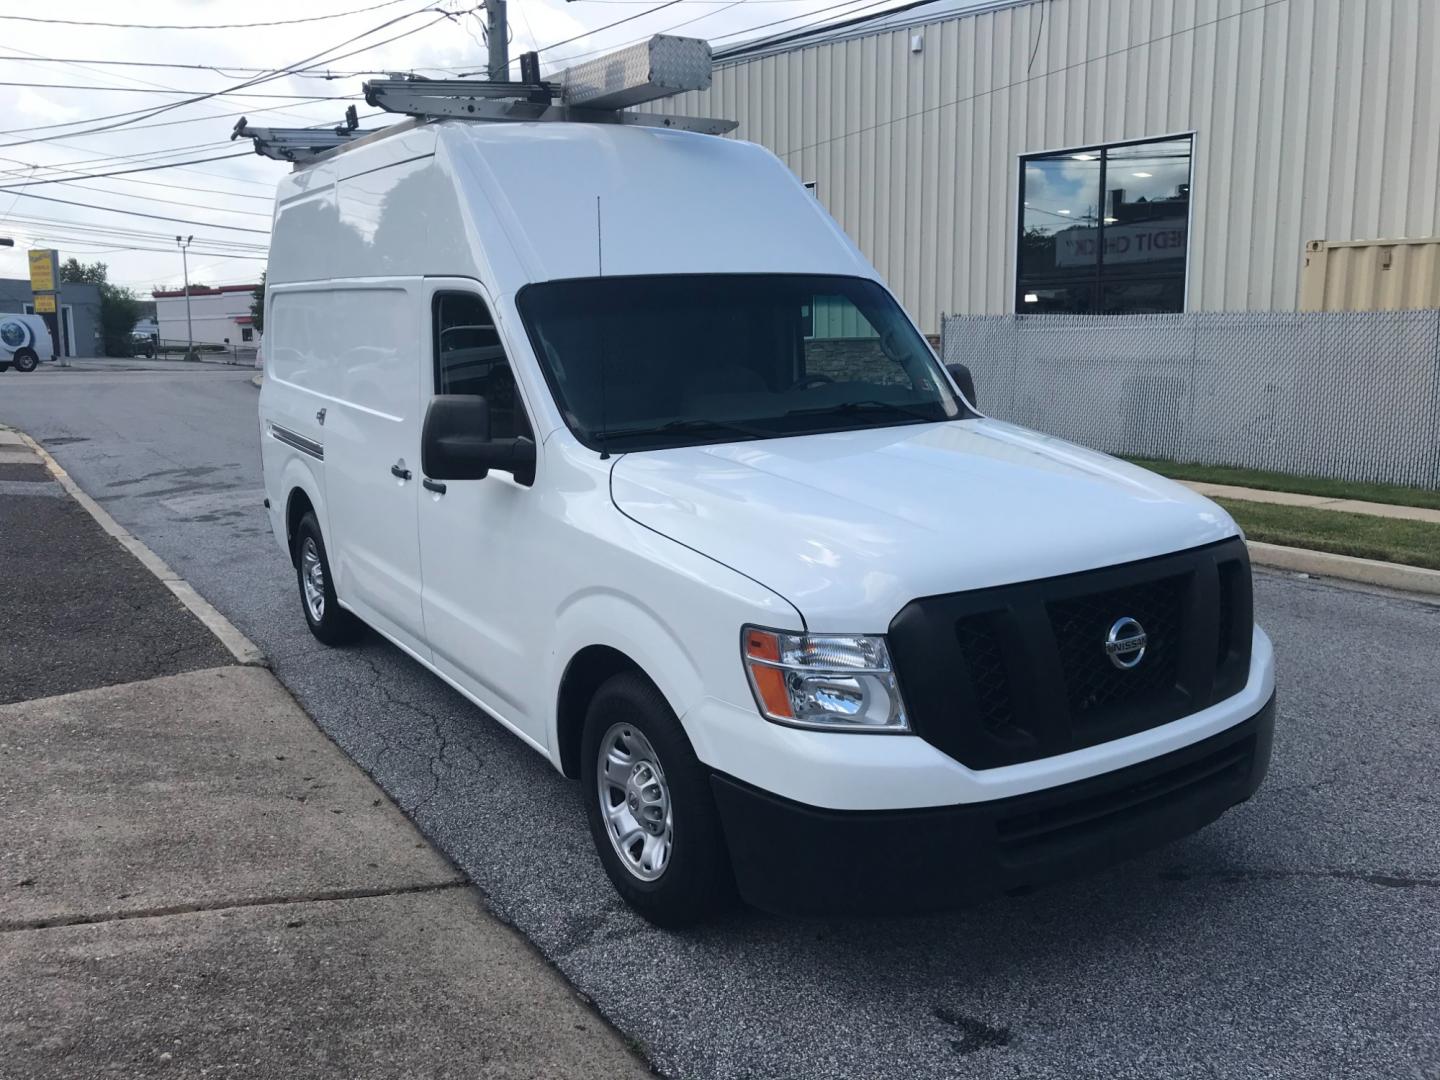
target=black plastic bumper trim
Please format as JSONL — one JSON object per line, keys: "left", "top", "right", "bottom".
{"left": 712, "top": 693, "right": 1275, "bottom": 916}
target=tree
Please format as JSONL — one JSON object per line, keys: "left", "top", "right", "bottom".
{"left": 60, "top": 257, "right": 108, "bottom": 285}
{"left": 97, "top": 284, "right": 142, "bottom": 357}
{"left": 250, "top": 272, "right": 265, "bottom": 335}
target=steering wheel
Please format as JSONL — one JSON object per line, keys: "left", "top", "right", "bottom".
{"left": 790, "top": 373, "right": 834, "bottom": 391}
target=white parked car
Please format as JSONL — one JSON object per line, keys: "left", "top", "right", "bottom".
{"left": 0, "top": 313, "right": 53, "bottom": 372}
{"left": 258, "top": 120, "right": 1274, "bottom": 926}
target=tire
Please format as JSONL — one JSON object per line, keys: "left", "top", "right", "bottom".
{"left": 293, "top": 512, "right": 363, "bottom": 646}
{"left": 581, "top": 671, "right": 735, "bottom": 927}
{"left": 12, "top": 349, "right": 37, "bottom": 373}
{"left": 0, "top": 364, "right": 9, "bottom": 373}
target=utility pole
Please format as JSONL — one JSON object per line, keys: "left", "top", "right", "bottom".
{"left": 175, "top": 234, "right": 194, "bottom": 360}
{"left": 486, "top": 0, "right": 508, "bottom": 81}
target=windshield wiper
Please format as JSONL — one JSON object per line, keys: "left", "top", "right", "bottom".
{"left": 784, "top": 399, "right": 941, "bottom": 422}
{"left": 600, "top": 417, "right": 770, "bottom": 443}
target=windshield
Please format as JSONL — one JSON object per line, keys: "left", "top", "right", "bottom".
{"left": 516, "top": 274, "right": 967, "bottom": 452}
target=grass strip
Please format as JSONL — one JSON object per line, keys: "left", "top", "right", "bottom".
{"left": 1216, "top": 499, "right": 1440, "bottom": 571}
{"left": 1128, "top": 458, "right": 1440, "bottom": 512}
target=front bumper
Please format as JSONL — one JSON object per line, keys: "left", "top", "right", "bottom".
{"left": 712, "top": 692, "right": 1275, "bottom": 916}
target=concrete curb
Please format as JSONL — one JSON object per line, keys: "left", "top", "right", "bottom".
{"left": 1248, "top": 540, "right": 1440, "bottom": 598}
{"left": 7, "top": 428, "right": 267, "bottom": 666}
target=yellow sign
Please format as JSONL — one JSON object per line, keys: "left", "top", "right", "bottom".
{"left": 33, "top": 294, "right": 57, "bottom": 314}
{"left": 28, "top": 249, "right": 57, "bottom": 292}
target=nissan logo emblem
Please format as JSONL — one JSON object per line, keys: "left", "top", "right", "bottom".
{"left": 1105, "top": 617, "right": 1148, "bottom": 670}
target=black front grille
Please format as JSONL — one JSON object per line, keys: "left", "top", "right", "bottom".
{"left": 890, "top": 538, "right": 1253, "bottom": 769}
{"left": 1048, "top": 575, "right": 1184, "bottom": 725}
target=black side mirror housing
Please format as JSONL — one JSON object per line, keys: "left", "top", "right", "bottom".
{"left": 945, "top": 362, "right": 978, "bottom": 409}
{"left": 422, "top": 395, "right": 536, "bottom": 486}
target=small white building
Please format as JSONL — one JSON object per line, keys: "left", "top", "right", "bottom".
{"left": 153, "top": 284, "right": 259, "bottom": 346}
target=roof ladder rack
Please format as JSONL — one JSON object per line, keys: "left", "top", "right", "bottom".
{"left": 232, "top": 109, "right": 376, "bottom": 163}
{"left": 363, "top": 35, "right": 737, "bottom": 136}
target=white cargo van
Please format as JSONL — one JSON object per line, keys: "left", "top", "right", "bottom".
{"left": 254, "top": 41, "right": 1274, "bottom": 925}
{"left": 0, "top": 313, "right": 53, "bottom": 372}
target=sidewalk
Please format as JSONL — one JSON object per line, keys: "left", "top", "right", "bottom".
{"left": 1181, "top": 479, "right": 1440, "bottom": 526}
{"left": 0, "top": 430, "right": 651, "bottom": 1079}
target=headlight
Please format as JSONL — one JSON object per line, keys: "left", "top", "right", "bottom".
{"left": 741, "top": 626, "right": 909, "bottom": 732}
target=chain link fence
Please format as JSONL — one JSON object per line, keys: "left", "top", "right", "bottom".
{"left": 941, "top": 310, "right": 1440, "bottom": 491}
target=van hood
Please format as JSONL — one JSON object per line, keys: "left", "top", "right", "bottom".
{"left": 609, "top": 419, "right": 1238, "bottom": 630}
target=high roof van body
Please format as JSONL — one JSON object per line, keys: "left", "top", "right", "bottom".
{"left": 258, "top": 119, "right": 1274, "bottom": 924}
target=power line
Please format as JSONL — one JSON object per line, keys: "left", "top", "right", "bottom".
{"left": 708, "top": 0, "right": 895, "bottom": 43}
{"left": 0, "top": 2, "right": 463, "bottom": 149}
{"left": 0, "top": 0, "right": 418, "bottom": 31}
{"left": 0, "top": 152, "right": 258, "bottom": 190}
{"left": 3, "top": 218, "right": 267, "bottom": 254}
{"left": 0, "top": 81, "right": 362, "bottom": 100}
{"left": 541, "top": 0, "right": 889, "bottom": 68}
{"left": 0, "top": 43, "right": 349, "bottom": 135}
{"left": 0, "top": 99, "right": 362, "bottom": 140}
{"left": 0, "top": 140, "right": 237, "bottom": 176}
{"left": 0, "top": 175, "right": 272, "bottom": 218}
{"left": 3, "top": 224, "right": 266, "bottom": 257}
{"left": 0, "top": 56, "right": 392, "bottom": 79}
{"left": 531, "top": 0, "right": 687, "bottom": 55}
{"left": 2, "top": 190, "right": 271, "bottom": 234}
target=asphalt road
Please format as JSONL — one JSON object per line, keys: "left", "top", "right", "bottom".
{"left": 3, "top": 361, "right": 1437, "bottom": 1080}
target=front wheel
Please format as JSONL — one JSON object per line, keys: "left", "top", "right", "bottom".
{"left": 581, "top": 672, "right": 735, "bottom": 927}
{"left": 12, "top": 349, "right": 37, "bottom": 372}
{"left": 293, "top": 512, "right": 363, "bottom": 646}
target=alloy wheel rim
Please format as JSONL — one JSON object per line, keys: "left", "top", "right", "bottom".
{"left": 597, "top": 723, "right": 673, "bottom": 882}
{"left": 300, "top": 537, "right": 325, "bottom": 622}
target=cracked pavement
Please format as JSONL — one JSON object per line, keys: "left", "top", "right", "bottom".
{"left": 2, "top": 363, "right": 1436, "bottom": 1079}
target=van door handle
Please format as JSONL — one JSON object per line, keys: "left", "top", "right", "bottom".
{"left": 422, "top": 478, "right": 446, "bottom": 495}
{"left": 390, "top": 463, "right": 411, "bottom": 481}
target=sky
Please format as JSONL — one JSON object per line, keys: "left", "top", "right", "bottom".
{"left": 0, "top": 0, "right": 934, "bottom": 295}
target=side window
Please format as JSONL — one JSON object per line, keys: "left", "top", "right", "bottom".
{"left": 433, "top": 291, "right": 532, "bottom": 440}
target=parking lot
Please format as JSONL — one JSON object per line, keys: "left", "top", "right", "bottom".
{"left": 2, "top": 361, "right": 1436, "bottom": 1079}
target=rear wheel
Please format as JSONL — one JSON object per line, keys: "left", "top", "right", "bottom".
{"left": 294, "top": 512, "right": 363, "bottom": 646}
{"left": 12, "top": 349, "right": 37, "bottom": 373}
{"left": 581, "top": 672, "right": 735, "bottom": 927}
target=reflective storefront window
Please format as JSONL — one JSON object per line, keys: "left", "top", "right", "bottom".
{"left": 1017, "top": 136, "right": 1192, "bottom": 314}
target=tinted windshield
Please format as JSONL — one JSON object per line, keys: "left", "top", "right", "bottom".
{"left": 516, "top": 274, "right": 966, "bottom": 452}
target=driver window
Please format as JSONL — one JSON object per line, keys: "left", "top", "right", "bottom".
{"left": 433, "top": 291, "right": 532, "bottom": 440}
{"left": 802, "top": 294, "right": 909, "bottom": 387}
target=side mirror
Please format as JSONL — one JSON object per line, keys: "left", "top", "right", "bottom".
{"left": 422, "top": 395, "right": 536, "bottom": 486}
{"left": 945, "top": 362, "right": 978, "bottom": 409}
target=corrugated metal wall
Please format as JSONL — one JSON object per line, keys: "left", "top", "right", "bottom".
{"left": 658, "top": 0, "right": 1440, "bottom": 332}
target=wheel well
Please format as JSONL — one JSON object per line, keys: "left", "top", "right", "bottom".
{"left": 15, "top": 347, "right": 35, "bottom": 358}
{"left": 285, "top": 488, "right": 315, "bottom": 566}
{"left": 556, "top": 645, "right": 648, "bottom": 779}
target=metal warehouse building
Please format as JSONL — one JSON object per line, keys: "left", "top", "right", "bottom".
{"left": 659, "top": 0, "right": 1440, "bottom": 333}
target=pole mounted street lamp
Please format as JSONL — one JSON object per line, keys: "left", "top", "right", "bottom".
{"left": 176, "top": 235, "right": 194, "bottom": 360}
